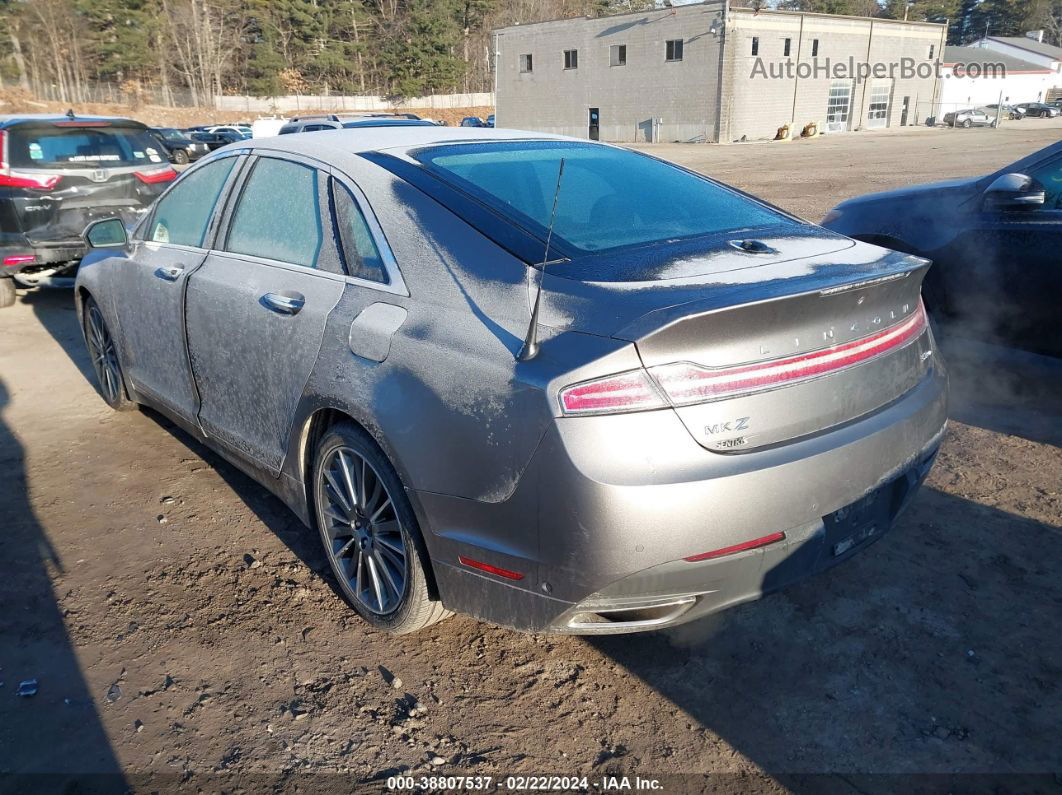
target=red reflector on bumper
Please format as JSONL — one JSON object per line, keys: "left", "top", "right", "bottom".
{"left": 684, "top": 531, "right": 786, "bottom": 562}
{"left": 3, "top": 254, "right": 35, "bottom": 266}
{"left": 458, "top": 555, "right": 524, "bottom": 580}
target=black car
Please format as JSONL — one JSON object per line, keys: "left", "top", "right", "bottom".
{"left": 188, "top": 130, "right": 244, "bottom": 151}
{"left": 822, "top": 141, "right": 1062, "bottom": 356}
{"left": 0, "top": 113, "right": 176, "bottom": 307}
{"left": 149, "top": 127, "right": 209, "bottom": 165}
{"left": 1015, "top": 102, "right": 1060, "bottom": 118}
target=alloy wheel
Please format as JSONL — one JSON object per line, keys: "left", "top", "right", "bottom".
{"left": 319, "top": 446, "right": 408, "bottom": 615}
{"left": 86, "top": 303, "right": 122, "bottom": 404}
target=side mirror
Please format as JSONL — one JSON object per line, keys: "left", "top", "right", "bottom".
{"left": 983, "top": 172, "right": 1046, "bottom": 211}
{"left": 84, "top": 217, "right": 128, "bottom": 248}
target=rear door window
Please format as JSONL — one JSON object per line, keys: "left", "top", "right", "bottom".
{"left": 225, "top": 157, "right": 323, "bottom": 267}
{"left": 7, "top": 124, "right": 165, "bottom": 169}
{"left": 148, "top": 157, "right": 236, "bottom": 247}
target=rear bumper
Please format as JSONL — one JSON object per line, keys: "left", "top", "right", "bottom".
{"left": 1, "top": 243, "right": 84, "bottom": 275}
{"left": 423, "top": 363, "right": 948, "bottom": 633}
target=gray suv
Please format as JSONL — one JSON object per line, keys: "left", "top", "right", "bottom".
{"left": 75, "top": 128, "right": 947, "bottom": 635}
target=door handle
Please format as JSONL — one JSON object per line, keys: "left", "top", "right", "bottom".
{"left": 155, "top": 265, "right": 185, "bottom": 282}
{"left": 261, "top": 291, "right": 305, "bottom": 315}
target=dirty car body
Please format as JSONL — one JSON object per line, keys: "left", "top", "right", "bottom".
{"left": 0, "top": 114, "right": 175, "bottom": 290}
{"left": 75, "top": 128, "right": 947, "bottom": 634}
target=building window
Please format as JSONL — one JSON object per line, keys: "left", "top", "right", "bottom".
{"left": 519, "top": 53, "right": 533, "bottom": 73}
{"left": 751, "top": 37, "right": 759, "bottom": 56}
{"left": 564, "top": 49, "right": 578, "bottom": 69}
{"left": 783, "top": 38, "right": 791, "bottom": 57}
{"left": 811, "top": 39, "right": 819, "bottom": 57}
{"left": 928, "top": 44, "right": 935, "bottom": 59}
{"left": 666, "top": 39, "right": 684, "bottom": 61}
{"left": 610, "top": 44, "right": 627, "bottom": 67}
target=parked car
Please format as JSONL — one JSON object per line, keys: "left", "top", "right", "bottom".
{"left": 982, "top": 103, "right": 1025, "bottom": 120}
{"left": 460, "top": 116, "right": 485, "bottom": 127}
{"left": 822, "top": 140, "right": 1061, "bottom": 357}
{"left": 76, "top": 128, "right": 946, "bottom": 634}
{"left": 189, "top": 130, "right": 244, "bottom": 151}
{"left": 250, "top": 117, "right": 286, "bottom": 139}
{"left": 486, "top": 114, "right": 496, "bottom": 128}
{"left": 942, "top": 108, "right": 995, "bottom": 128}
{"left": 278, "top": 115, "right": 436, "bottom": 135}
{"left": 1015, "top": 102, "right": 1060, "bottom": 118}
{"left": 149, "top": 127, "right": 210, "bottom": 165}
{"left": 0, "top": 112, "right": 176, "bottom": 307}
{"left": 207, "top": 124, "right": 252, "bottom": 139}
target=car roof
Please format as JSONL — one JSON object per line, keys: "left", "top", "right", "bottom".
{"left": 0, "top": 113, "right": 146, "bottom": 128}
{"left": 243, "top": 126, "right": 574, "bottom": 159}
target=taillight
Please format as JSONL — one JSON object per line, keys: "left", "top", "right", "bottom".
{"left": 558, "top": 303, "right": 927, "bottom": 416}
{"left": 650, "top": 303, "right": 927, "bottom": 406}
{"left": 134, "top": 167, "right": 177, "bottom": 184}
{"left": 0, "top": 131, "right": 62, "bottom": 190}
{"left": 0, "top": 173, "right": 62, "bottom": 190}
{"left": 3, "top": 254, "right": 35, "bottom": 267}
{"left": 559, "top": 370, "right": 667, "bottom": 416}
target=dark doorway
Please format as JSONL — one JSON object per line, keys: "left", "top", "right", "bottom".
{"left": 900, "top": 95, "right": 910, "bottom": 126}
{"left": 588, "top": 107, "right": 600, "bottom": 141}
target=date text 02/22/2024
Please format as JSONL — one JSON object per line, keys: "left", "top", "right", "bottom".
{"left": 386, "top": 775, "right": 664, "bottom": 791}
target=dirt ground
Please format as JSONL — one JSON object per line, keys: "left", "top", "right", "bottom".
{"left": 1, "top": 123, "right": 1060, "bottom": 792}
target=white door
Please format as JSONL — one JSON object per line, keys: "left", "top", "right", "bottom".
{"left": 826, "top": 80, "right": 854, "bottom": 133}
{"left": 867, "top": 80, "right": 892, "bottom": 129}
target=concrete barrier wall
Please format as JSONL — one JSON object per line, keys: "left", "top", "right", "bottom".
{"left": 214, "top": 93, "right": 495, "bottom": 113}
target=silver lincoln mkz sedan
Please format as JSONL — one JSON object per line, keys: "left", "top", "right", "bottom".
{"left": 76, "top": 128, "right": 947, "bottom": 634}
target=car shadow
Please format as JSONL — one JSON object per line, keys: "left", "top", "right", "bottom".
{"left": 20, "top": 288, "right": 96, "bottom": 385}
{"left": 0, "top": 375, "right": 127, "bottom": 790}
{"left": 20, "top": 286, "right": 352, "bottom": 607}
{"left": 584, "top": 487, "right": 1060, "bottom": 780}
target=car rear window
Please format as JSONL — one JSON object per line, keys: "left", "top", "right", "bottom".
{"left": 412, "top": 141, "right": 790, "bottom": 253}
{"left": 6, "top": 123, "right": 165, "bottom": 169}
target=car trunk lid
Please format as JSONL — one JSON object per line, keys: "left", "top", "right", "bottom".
{"left": 543, "top": 238, "right": 936, "bottom": 450}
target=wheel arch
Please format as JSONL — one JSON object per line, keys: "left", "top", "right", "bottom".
{"left": 291, "top": 404, "right": 444, "bottom": 602}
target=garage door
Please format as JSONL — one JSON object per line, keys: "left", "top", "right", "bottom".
{"left": 867, "top": 79, "right": 893, "bottom": 129}
{"left": 826, "top": 80, "right": 854, "bottom": 133}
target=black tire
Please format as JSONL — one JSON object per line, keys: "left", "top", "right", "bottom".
{"left": 82, "top": 297, "right": 133, "bottom": 411}
{"left": 173, "top": 148, "right": 190, "bottom": 165}
{"left": 0, "top": 277, "right": 15, "bottom": 309}
{"left": 312, "top": 421, "right": 451, "bottom": 634}
{"left": 962, "top": 118, "right": 972, "bottom": 128}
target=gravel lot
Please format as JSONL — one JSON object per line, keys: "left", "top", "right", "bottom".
{"left": 1, "top": 123, "right": 1060, "bottom": 791}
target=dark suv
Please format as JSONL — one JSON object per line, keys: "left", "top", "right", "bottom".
{"left": 0, "top": 113, "right": 176, "bottom": 307}
{"left": 148, "top": 127, "right": 210, "bottom": 165}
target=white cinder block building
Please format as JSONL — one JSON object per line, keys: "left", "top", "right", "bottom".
{"left": 493, "top": 1, "right": 946, "bottom": 143}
